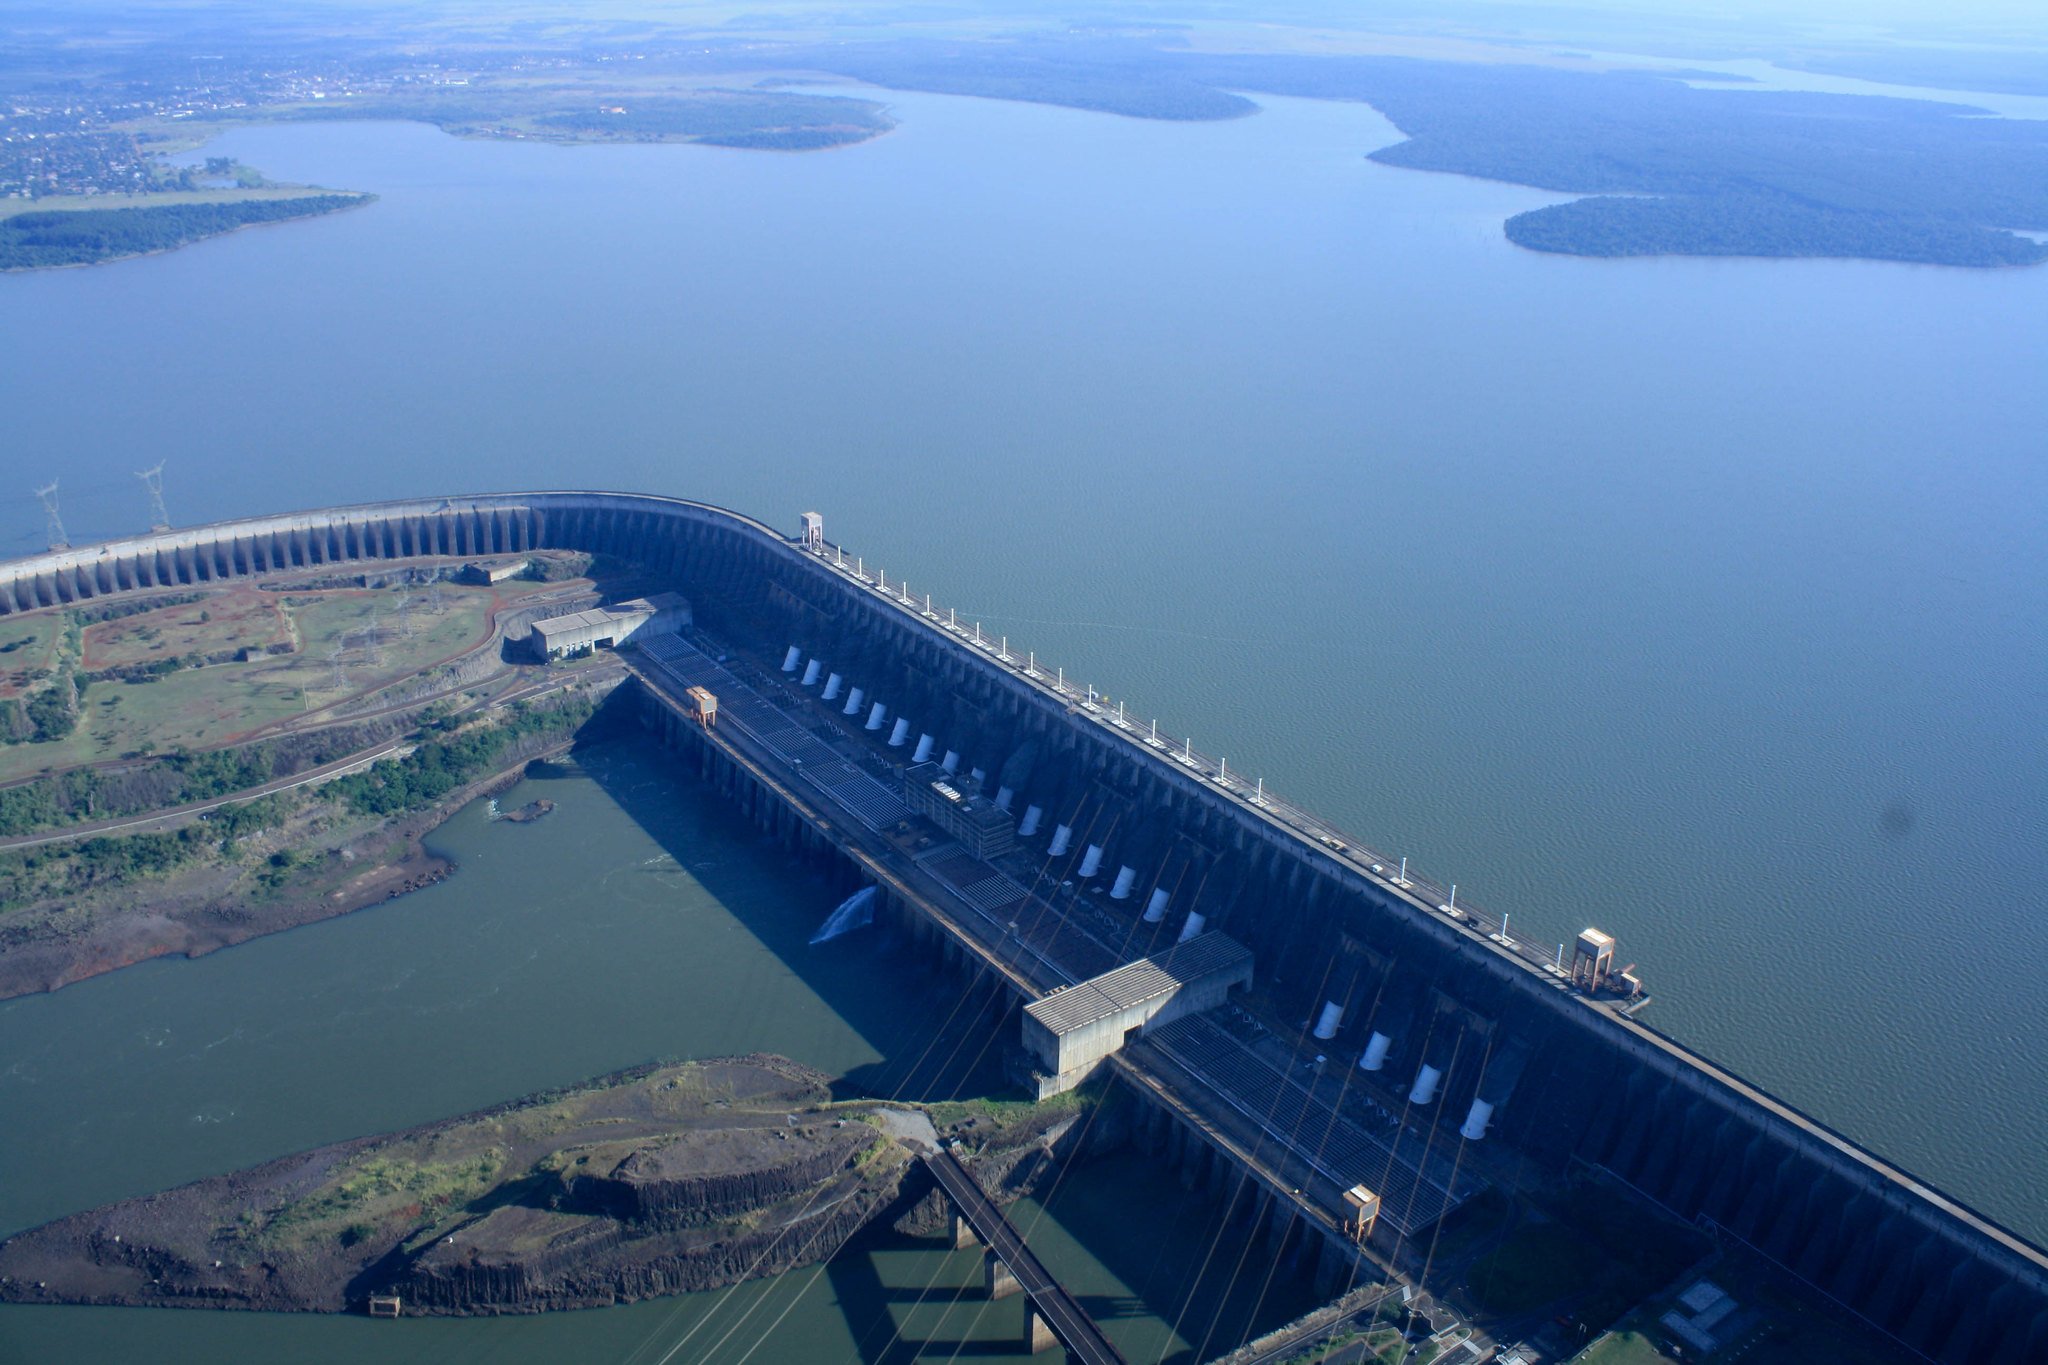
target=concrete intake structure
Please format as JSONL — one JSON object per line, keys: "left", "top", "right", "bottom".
{"left": 1022, "top": 933, "right": 1254, "bottom": 1098}
{"left": 2, "top": 491, "right": 2043, "bottom": 1365}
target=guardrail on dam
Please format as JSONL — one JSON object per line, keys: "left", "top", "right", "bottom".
{"left": 2, "top": 492, "right": 2043, "bottom": 1363}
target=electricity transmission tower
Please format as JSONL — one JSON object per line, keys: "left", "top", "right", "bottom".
{"left": 327, "top": 646, "right": 347, "bottom": 692}
{"left": 136, "top": 463, "right": 170, "bottom": 532}
{"left": 395, "top": 595, "right": 415, "bottom": 639}
{"left": 34, "top": 482, "right": 67, "bottom": 550}
{"left": 364, "top": 613, "right": 383, "bottom": 667}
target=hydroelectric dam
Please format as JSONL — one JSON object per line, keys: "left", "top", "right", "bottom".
{"left": 1, "top": 491, "right": 2043, "bottom": 1362}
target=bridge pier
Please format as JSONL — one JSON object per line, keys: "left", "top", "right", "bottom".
{"left": 985, "top": 1249, "right": 1021, "bottom": 1300}
{"left": 922, "top": 1149, "right": 1124, "bottom": 1363}
{"left": 952, "top": 1207, "right": 980, "bottom": 1250}
{"left": 1025, "top": 1302, "right": 1059, "bottom": 1354}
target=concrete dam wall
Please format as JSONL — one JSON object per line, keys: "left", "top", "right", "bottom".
{"left": 2, "top": 491, "right": 2042, "bottom": 1362}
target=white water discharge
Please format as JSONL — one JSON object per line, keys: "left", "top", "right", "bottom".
{"left": 809, "top": 886, "right": 878, "bottom": 944}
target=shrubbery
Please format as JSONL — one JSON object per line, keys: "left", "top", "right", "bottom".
{"left": 0, "top": 196, "right": 367, "bottom": 270}
{"left": 325, "top": 700, "right": 594, "bottom": 817}
{"left": 0, "top": 794, "right": 290, "bottom": 906}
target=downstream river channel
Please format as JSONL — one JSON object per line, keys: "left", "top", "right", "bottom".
{"left": 0, "top": 744, "right": 1316, "bottom": 1361}
{"left": 1, "top": 77, "right": 2045, "bottom": 1357}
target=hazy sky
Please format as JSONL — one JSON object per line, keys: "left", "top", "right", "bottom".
{"left": 21, "top": 0, "right": 2048, "bottom": 58}
{"left": 52, "top": 0, "right": 2048, "bottom": 27}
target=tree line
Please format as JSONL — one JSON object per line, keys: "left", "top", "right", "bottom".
{"left": 0, "top": 195, "right": 369, "bottom": 271}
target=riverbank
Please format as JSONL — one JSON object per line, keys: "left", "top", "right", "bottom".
{"left": 0, "top": 1052, "right": 1119, "bottom": 1319}
{"left": 0, "top": 695, "right": 614, "bottom": 1002}
{"left": 0, "top": 1055, "right": 918, "bottom": 1315}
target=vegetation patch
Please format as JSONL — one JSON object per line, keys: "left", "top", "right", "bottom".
{"left": 82, "top": 594, "right": 289, "bottom": 672}
{"left": 772, "top": 40, "right": 2048, "bottom": 267}
{"left": 326, "top": 697, "right": 596, "bottom": 817}
{"left": 927, "top": 1081, "right": 1090, "bottom": 1132}
{"left": 532, "top": 90, "right": 890, "bottom": 149}
{"left": 0, "top": 794, "right": 291, "bottom": 909}
{"left": 1, "top": 730, "right": 342, "bottom": 837}
{"left": 0, "top": 194, "right": 372, "bottom": 270}
{"left": 0, "top": 616, "right": 61, "bottom": 700}
{"left": 1505, "top": 192, "right": 2047, "bottom": 268}
{"left": 0, "top": 583, "right": 499, "bottom": 785}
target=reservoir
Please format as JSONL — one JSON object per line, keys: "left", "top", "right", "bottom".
{"left": 1, "top": 80, "right": 2045, "bottom": 1350}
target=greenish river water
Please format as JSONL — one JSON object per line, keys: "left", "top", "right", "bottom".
{"left": 0, "top": 744, "right": 1314, "bottom": 1361}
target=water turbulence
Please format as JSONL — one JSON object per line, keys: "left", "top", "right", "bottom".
{"left": 809, "top": 886, "right": 877, "bottom": 944}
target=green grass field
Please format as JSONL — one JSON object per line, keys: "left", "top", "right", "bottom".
{"left": 0, "top": 616, "right": 61, "bottom": 699}
{"left": 81, "top": 589, "right": 288, "bottom": 669}
{"left": 0, "top": 585, "right": 499, "bottom": 783}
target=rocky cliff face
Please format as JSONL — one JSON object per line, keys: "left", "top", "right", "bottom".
{"left": 0, "top": 1055, "right": 920, "bottom": 1317}
{"left": 397, "top": 1183, "right": 890, "bottom": 1312}
{"left": 564, "top": 1124, "right": 868, "bottom": 1226}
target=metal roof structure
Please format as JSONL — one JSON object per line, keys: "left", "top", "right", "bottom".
{"left": 1025, "top": 933, "right": 1251, "bottom": 1037}
{"left": 533, "top": 606, "right": 639, "bottom": 641}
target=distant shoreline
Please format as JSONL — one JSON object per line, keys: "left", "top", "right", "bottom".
{"left": 0, "top": 191, "right": 375, "bottom": 273}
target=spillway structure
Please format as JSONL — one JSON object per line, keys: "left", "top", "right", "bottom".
{"left": 2, "top": 491, "right": 2043, "bottom": 1363}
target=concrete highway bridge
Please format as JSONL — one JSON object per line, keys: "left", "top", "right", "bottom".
{"left": 924, "top": 1148, "right": 1128, "bottom": 1362}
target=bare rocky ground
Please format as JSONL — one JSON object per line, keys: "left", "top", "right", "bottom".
{"left": 0, "top": 1056, "right": 922, "bottom": 1316}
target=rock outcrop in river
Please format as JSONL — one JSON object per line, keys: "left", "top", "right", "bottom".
{"left": 0, "top": 1055, "right": 919, "bottom": 1316}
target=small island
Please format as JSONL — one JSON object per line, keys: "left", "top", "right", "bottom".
{"left": 0, "top": 1053, "right": 1094, "bottom": 1317}
{"left": 493, "top": 797, "right": 555, "bottom": 824}
{"left": 0, "top": 1056, "right": 925, "bottom": 1315}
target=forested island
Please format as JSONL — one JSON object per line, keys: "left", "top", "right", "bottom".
{"left": 0, "top": 194, "right": 371, "bottom": 271}
{"left": 1502, "top": 193, "right": 2048, "bottom": 267}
